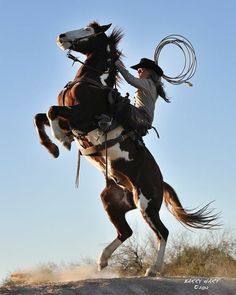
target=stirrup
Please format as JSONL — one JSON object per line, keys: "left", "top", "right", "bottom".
{"left": 97, "top": 114, "right": 113, "bottom": 132}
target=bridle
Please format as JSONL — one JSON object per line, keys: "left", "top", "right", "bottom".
{"left": 66, "top": 30, "right": 121, "bottom": 79}
{"left": 67, "top": 30, "right": 107, "bottom": 69}
{"left": 72, "top": 30, "right": 104, "bottom": 43}
{"left": 67, "top": 50, "right": 106, "bottom": 74}
{"left": 67, "top": 49, "right": 119, "bottom": 78}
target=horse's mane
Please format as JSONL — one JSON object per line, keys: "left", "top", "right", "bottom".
{"left": 108, "top": 28, "right": 124, "bottom": 86}
{"left": 108, "top": 27, "right": 123, "bottom": 50}
{"left": 88, "top": 21, "right": 124, "bottom": 86}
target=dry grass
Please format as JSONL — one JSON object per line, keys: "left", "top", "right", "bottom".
{"left": 163, "top": 231, "right": 236, "bottom": 277}
{"left": 110, "top": 229, "right": 236, "bottom": 277}
{"left": 2, "top": 230, "right": 236, "bottom": 287}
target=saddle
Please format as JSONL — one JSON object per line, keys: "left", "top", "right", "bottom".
{"left": 107, "top": 89, "right": 151, "bottom": 137}
{"left": 64, "top": 78, "right": 151, "bottom": 137}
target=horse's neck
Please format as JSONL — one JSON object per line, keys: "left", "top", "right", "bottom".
{"left": 74, "top": 55, "right": 116, "bottom": 87}
{"left": 74, "top": 66, "right": 100, "bottom": 82}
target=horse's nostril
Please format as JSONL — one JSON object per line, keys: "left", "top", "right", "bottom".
{"left": 59, "top": 33, "right": 66, "bottom": 38}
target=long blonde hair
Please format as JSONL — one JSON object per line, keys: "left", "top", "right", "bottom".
{"left": 149, "top": 70, "right": 170, "bottom": 103}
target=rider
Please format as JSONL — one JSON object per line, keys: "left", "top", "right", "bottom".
{"left": 115, "top": 58, "right": 169, "bottom": 135}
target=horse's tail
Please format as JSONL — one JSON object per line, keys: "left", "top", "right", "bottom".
{"left": 163, "top": 182, "right": 220, "bottom": 229}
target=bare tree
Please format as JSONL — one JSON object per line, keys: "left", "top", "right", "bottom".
{"left": 109, "top": 230, "right": 157, "bottom": 276}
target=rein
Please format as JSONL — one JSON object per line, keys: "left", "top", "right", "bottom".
{"left": 67, "top": 51, "right": 118, "bottom": 79}
{"left": 61, "top": 75, "right": 113, "bottom": 109}
{"left": 76, "top": 130, "right": 134, "bottom": 156}
{"left": 74, "top": 130, "right": 135, "bottom": 188}
{"left": 67, "top": 50, "right": 120, "bottom": 91}
{"left": 64, "top": 76, "right": 110, "bottom": 91}
{"left": 67, "top": 51, "right": 105, "bottom": 74}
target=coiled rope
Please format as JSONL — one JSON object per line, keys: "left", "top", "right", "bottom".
{"left": 154, "top": 34, "right": 197, "bottom": 86}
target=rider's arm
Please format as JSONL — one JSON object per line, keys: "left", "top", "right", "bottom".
{"left": 116, "top": 62, "right": 150, "bottom": 91}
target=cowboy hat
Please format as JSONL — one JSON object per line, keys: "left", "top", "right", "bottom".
{"left": 131, "top": 58, "right": 163, "bottom": 76}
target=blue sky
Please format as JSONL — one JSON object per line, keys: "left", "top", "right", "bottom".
{"left": 0, "top": 0, "right": 235, "bottom": 281}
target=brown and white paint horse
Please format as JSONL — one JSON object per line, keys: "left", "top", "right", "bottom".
{"left": 34, "top": 22, "right": 219, "bottom": 276}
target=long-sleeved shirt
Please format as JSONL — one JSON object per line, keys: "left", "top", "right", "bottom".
{"left": 116, "top": 64, "right": 158, "bottom": 123}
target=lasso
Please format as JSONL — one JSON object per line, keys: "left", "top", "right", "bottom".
{"left": 154, "top": 34, "right": 197, "bottom": 86}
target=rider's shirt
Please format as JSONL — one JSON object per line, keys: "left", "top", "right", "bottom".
{"left": 116, "top": 64, "right": 158, "bottom": 124}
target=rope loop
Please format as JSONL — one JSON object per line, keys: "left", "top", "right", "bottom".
{"left": 154, "top": 34, "right": 197, "bottom": 86}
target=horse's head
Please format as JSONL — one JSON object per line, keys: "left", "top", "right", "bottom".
{"left": 57, "top": 22, "right": 123, "bottom": 87}
{"left": 57, "top": 22, "right": 112, "bottom": 53}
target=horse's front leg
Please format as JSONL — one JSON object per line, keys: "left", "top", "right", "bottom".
{"left": 34, "top": 113, "right": 59, "bottom": 158}
{"left": 47, "top": 106, "right": 74, "bottom": 150}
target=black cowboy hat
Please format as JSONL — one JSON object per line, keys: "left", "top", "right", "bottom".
{"left": 131, "top": 58, "right": 163, "bottom": 76}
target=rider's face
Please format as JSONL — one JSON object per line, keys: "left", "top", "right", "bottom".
{"left": 137, "top": 68, "right": 150, "bottom": 79}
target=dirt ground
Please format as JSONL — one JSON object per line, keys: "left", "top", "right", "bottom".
{"left": 0, "top": 277, "right": 235, "bottom": 295}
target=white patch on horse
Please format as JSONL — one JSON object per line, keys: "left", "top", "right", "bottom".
{"left": 57, "top": 27, "right": 95, "bottom": 50}
{"left": 80, "top": 38, "right": 89, "bottom": 42}
{"left": 145, "top": 235, "right": 167, "bottom": 275}
{"left": 98, "top": 238, "right": 122, "bottom": 270}
{"left": 74, "top": 127, "right": 132, "bottom": 183}
{"left": 100, "top": 73, "right": 109, "bottom": 86}
{"left": 142, "top": 211, "right": 157, "bottom": 234}
{"left": 87, "top": 126, "right": 132, "bottom": 162}
{"left": 48, "top": 117, "right": 71, "bottom": 147}
{"left": 156, "top": 237, "right": 166, "bottom": 270}
{"left": 49, "top": 118, "right": 61, "bottom": 139}
{"left": 137, "top": 192, "right": 151, "bottom": 212}
{"left": 73, "top": 138, "right": 105, "bottom": 173}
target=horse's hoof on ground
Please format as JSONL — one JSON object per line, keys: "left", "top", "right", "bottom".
{"left": 145, "top": 268, "right": 157, "bottom": 277}
{"left": 97, "top": 261, "right": 108, "bottom": 271}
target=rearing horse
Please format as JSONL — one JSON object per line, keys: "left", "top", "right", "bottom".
{"left": 34, "top": 22, "right": 219, "bottom": 276}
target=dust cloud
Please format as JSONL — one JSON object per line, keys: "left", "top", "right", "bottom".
{"left": 10, "top": 264, "right": 120, "bottom": 284}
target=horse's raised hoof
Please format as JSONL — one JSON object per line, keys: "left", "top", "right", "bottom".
{"left": 63, "top": 141, "right": 71, "bottom": 151}
{"left": 48, "top": 144, "right": 60, "bottom": 158}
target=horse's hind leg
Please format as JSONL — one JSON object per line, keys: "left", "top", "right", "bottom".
{"left": 141, "top": 203, "right": 169, "bottom": 276}
{"left": 135, "top": 186, "right": 168, "bottom": 276}
{"left": 34, "top": 113, "right": 59, "bottom": 158}
{"left": 98, "top": 181, "right": 135, "bottom": 270}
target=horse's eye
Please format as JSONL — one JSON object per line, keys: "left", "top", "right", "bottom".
{"left": 85, "top": 27, "right": 91, "bottom": 31}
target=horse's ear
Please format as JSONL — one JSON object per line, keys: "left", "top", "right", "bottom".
{"left": 100, "top": 23, "right": 112, "bottom": 32}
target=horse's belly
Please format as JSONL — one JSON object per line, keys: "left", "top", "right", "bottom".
{"left": 106, "top": 143, "right": 131, "bottom": 162}
{"left": 80, "top": 126, "right": 133, "bottom": 162}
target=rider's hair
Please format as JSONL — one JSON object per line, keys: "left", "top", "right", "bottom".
{"left": 149, "top": 70, "right": 170, "bottom": 103}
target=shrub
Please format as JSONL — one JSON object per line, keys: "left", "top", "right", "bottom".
{"left": 110, "top": 230, "right": 236, "bottom": 277}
